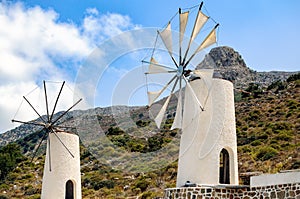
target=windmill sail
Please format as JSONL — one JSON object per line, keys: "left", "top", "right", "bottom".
{"left": 144, "top": 2, "right": 218, "bottom": 130}
{"left": 171, "top": 89, "right": 183, "bottom": 130}
{"left": 147, "top": 75, "right": 176, "bottom": 106}
{"left": 195, "top": 25, "right": 218, "bottom": 54}
{"left": 159, "top": 22, "right": 173, "bottom": 57}
{"left": 185, "top": 25, "right": 218, "bottom": 66}
{"left": 190, "top": 11, "right": 209, "bottom": 43}
{"left": 154, "top": 94, "right": 172, "bottom": 128}
{"left": 196, "top": 69, "right": 214, "bottom": 89}
{"left": 154, "top": 77, "right": 179, "bottom": 128}
{"left": 183, "top": 8, "right": 209, "bottom": 64}
{"left": 147, "top": 57, "right": 174, "bottom": 74}
{"left": 179, "top": 9, "right": 189, "bottom": 45}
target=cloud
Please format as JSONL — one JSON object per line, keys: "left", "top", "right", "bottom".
{"left": 83, "top": 8, "right": 138, "bottom": 43}
{"left": 0, "top": 2, "right": 138, "bottom": 133}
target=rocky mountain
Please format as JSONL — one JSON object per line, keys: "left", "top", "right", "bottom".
{"left": 198, "top": 46, "right": 298, "bottom": 89}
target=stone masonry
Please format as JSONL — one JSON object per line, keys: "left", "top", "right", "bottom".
{"left": 164, "top": 182, "right": 300, "bottom": 199}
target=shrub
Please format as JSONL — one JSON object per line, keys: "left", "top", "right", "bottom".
{"left": 287, "top": 72, "right": 300, "bottom": 82}
{"left": 135, "top": 179, "right": 150, "bottom": 192}
{"left": 93, "top": 180, "right": 115, "bottom": 190}
{"left": 250, "top": 140, "right": 261, "bottom": 146}
{"left": 255, "top": 146, "right": 278, "bottom": 161}
{"left": 274, "top": 133, "right": 292, "bottom": 141}
{"left": 141, "top": 191, "right": 156, "bottom": 199}
{"left": 106, "top": 127, "right": 125, "bottom": 135}
{"left": 148, "top": 136, "right": 163, "bottom": 152}
{"left": 136, "top": 120, "right": 150, "bottom": 127}
{"left": 267, "top": 80, "right": 286, "bottom": 92}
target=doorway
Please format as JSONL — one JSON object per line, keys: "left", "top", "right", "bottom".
{"left": 65, "top": 180, "right": 75, "bottom": 199}
{"left": 219, "top": 149, "right": 230, "bottom": 184}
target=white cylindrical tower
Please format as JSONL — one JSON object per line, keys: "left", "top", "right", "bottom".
{"left": 176, "top": 77, "right": 238, "bottom": 187}
{"left": 41, "top": 130, "right": 82, "bottom": 199}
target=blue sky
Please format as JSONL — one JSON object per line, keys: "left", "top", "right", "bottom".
{"left": 0, "top": 0, "right": 299, "bottom": 133}
{"left": 21, "top": 0, "right": 300, "bottom": 71}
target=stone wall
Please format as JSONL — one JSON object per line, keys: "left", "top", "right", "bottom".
{"left": 164, "top": 183, "right": 300, "bottom": 199}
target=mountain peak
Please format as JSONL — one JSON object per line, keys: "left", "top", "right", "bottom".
{"left": 207, "top": 46, "right": 247, "bottom": 68}
{"left": 197, "top": 46, "right": 296, "bottom": 89}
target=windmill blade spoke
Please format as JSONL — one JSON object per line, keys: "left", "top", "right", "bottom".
{"left": 31, "top": 128, "right": 48, "bottom": 163}
{"left": 182, "top": 2, "right": 209, "bottom": 66}
{"left": 11, "top": 119, "right": 45, "bottom": 127}
{"left": 48, "top": 134, "right": 52, "bottom": 172}
{"left": 51, "top": 129, "right": 74, "bottom": 158}
{"left": 51, "top": 98, "right": 82, "bottom": 126}
{"left": 184, "top": 24, "right": 219, "bottom": 67}
{"left": 154, "top": 77, "right": 179, "bottom": 128}
{"left": 23, "top": 96, "right": 47, "bottom": 123}
{"left": 194, "top": 69, "right": 215, "bottom": 108}
{"left": 183, "top": 76, "right": 204, "bottom": 111}
{"left": 143, "top": 59, "right": 177, "bottom": 74}
{"left": 43, "top": 81, "right": 50, "bottom": 122}
{"left": 158, "top": 23, "right": 178, "bottom": 67}
{"left": 49, "top": 81, "right": 65, "bottom": 121}
{"left": 148, "top": 75, "right": 177, "bottom": 107}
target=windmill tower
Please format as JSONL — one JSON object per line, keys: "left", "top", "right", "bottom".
{"left": 12, "top": 81, "right": 82, "bottom": 199}
{"left": 143, "top": 2, "right": 238, "bottom": 186}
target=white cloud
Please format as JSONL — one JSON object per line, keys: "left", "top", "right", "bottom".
{"left": 83, "top": 9, "right": 139, "bottom": 43}
{"left": 0, "top": 2, "right": 138, "bottom": 133}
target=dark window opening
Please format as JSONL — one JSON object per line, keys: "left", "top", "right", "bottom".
{"left": 219, "top": 149, "right": 230, "bottom": 184}
{"left": 65, "top": 180, "right": 74, "bottom": 199}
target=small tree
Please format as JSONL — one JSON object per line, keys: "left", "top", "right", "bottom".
{"left": 0, "top": 143, "right": 24, "bottom": 181}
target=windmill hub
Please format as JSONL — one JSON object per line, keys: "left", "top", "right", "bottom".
{"left": 45, "top": 123, "right": 51, "bottom": 129}
{"left": 177, "top": 65, "right": 184, "bottom": 77}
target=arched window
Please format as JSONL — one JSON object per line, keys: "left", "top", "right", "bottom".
{"left": 219, "top": 149, "right": 230, "bottom": 184}
{"left": 65, "top": 180, "right": 74, "bottom": 199}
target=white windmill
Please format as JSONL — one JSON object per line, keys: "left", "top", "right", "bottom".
{"left": 143, "top": 2, "right": 239, "bottom": 186}
{"left": 12, "top": 81, "right": 82, "bottom": 199}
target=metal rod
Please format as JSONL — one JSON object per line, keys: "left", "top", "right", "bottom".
{"left": 44, "top": 81, "right": 50, "bottom": 122}
{"left": 48, "top": 134, "right": 52, "bottom": 172}
{"left": 31, "top": 129, "right": 48, "bottom": 162}
{"left": 183, "top": 76, "right": 204, "bottom": 111}
{"left": 11, "top": 119, "right": 45, "bottom": 127}
{"left": 179, "top": 8, "right": 182, "bottom": 66}
{"left": 51, "top": 98, "right": 82, "bottom": 125}
{"left": 23, "top": 96, "right": 46, "bottom": 123}
{"left": 49, "top": 81, "right": 65, "bottom": 121}
{"left": 51, "top": 129, "right": 74, "bottom": 158}
{"left": 148, "top": 75, "right": 177, "bottom": 107}
{"left": 157, "top": 30, "right": 179, "bottom": 68}
{"left": 184, "top": 24, "right": 219, "bottom": 68}
{"left": 170, "top": 56, "right": 179, "bottom": 68}
{"left": 141, "top": 60, "right": 176, "bottom": 71}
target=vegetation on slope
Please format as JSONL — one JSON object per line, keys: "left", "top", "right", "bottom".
{"left": 0, "top": 73, "right": 299, "bottom": 198}
{"left": 236, "top": 73, "right": 300, "bottom": 174}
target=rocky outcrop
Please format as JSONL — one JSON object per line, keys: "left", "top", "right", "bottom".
{"left": 197, "top": 46, "right": 298, "bottom": 89}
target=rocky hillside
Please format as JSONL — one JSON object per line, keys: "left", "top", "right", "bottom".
{"left": 0, "top": 73, "right": 299, "bottom": 199}
{"left": 0, "top": 46, "right": 299, "bottom": 198}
